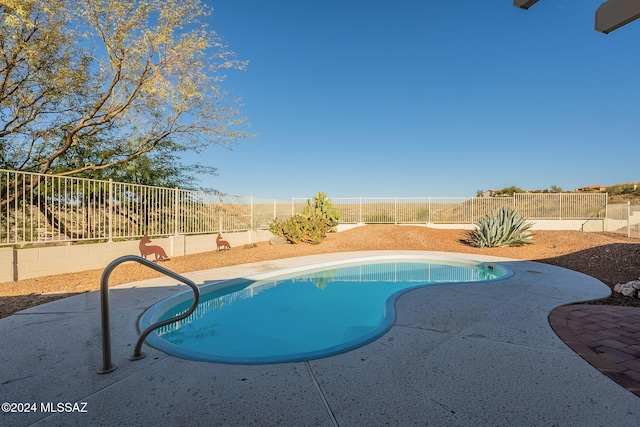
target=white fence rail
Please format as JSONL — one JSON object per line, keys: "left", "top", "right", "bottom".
{"left": 0, "top": 168, "right": 630, "bottom": 247}
{"left": 293, "top": 193, "right": 608, "bottom": 224}
{"left": 0, "top": 169, "right": 288, "bottom": 246}
{"left": 606, "top": 203, "right": 640, "bottom": 238}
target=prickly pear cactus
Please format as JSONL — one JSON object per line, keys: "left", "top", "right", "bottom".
{"left": 270, "top": 192, "right": 342, "bottom": 244}
{"left": 303, "top": 192, "right": 341, "bottom": 229}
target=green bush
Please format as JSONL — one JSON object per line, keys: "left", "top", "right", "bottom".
{"left": 607, "top": 184, "right": 640, "bottom": 197}
{"left": 269, "top": 214, "right": 327, "bottom": 244}
{"left": 270, "top": 192, "right": 341, "bottom": 244}
{"left": 468, "top": 207, "right": 533, "bottom": 248}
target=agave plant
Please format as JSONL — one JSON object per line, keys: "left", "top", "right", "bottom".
{"left": 469, "top": 207, "right": 534, "bottom": 248}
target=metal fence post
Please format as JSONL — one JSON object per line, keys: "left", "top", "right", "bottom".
{"left": 108, "top": 179, "right": 113, "bottom": 242}
{"left": 250, "top": 196, "right": 254, "bottom": 230}
{"left": 394, "top": 197, "right": 398, "bottom": 225}
{"left": 174, "top": 187, "right": 179, "bottom": 235}
{"left": 628, "top": 201, "right": 631, "bottom": 237}
{"left": 218, "top": 194, "right": 223, "bottom": 232}
{"left": 471, "top": 197, "right": 474, "bottom": 223}
{"left": 559, "top": 193, "right": 563, "bottom": 220}
{"left": 605, "top": 194, "right": 609, "bottom": 231}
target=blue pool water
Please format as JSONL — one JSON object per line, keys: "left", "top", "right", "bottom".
{"left": 139, "top": 256, "right": 510, "bottom": 364}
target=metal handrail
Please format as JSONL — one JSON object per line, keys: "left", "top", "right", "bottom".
{"left": 580, "top": 205, "right": 608, "bottom": 231}
{"left": 97, "top": 255, "right": 200, "bottom": 374}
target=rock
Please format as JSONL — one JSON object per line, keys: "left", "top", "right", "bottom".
{"left": 269, "top": 236, "right": 288, "bottom": 245}
{"left": 613, "top": 280, "right": 640, "bottom": 298}
{"left": 619, "top": 283, "right": 637, "bottom": 297}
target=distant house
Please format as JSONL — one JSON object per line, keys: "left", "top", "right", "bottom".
{"left": 480, "top": 189, "right": 500, "bottom": 197}
{"left": 576, "top": 185, "right": 607, "bottom": 192}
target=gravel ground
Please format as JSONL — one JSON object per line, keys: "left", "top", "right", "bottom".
{"left": 1, "top": 225, "right": 639, "bottom": 318}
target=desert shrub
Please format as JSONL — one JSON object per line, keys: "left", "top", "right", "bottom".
{"left": 270, "top": 192, "right": 341, "bottom": 244}
{"left": 494, "top": 186, "right": 525, "bottom": 196}
{"left": 363, "top": 213, "right": 394, "bottom": 223}
{"left": 269, "top": 214, "right": 327, "bottom": 244}
{"left": 468, "top": 206, "right": 533, "bottom": 248}
{"left": 607, "top": 184, "right": 640, "bottom": 197}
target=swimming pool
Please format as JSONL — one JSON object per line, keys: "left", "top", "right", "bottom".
{"left": 139, "top": 255, "right": 511, "bottom": 364}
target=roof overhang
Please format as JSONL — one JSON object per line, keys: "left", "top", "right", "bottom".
{"left": 513, "top": 0, "right": 540, "bottom": 10}
{"left": 514, "top": 0, "right": 640, "bottom": 33}
{"left": 595, "top": 0, "right": 640, "bottom": 34}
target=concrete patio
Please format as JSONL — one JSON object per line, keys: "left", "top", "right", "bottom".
{"left": 1, "top": 251, "right": 639, "bottom": 426}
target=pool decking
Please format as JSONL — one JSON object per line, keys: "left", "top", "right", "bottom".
{"left": 1, "top": 251, "right": 639, "bottom": 426}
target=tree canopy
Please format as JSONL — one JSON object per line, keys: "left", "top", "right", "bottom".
{"left": 0, "top": 0, "right": 248, "bottom": 186}
{"left": 495, "top": 186, "right": 525, "bottom": 196}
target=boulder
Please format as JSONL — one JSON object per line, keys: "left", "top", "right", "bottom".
{"left": 619, "top": 283, "right": 637, "bottom": 297}
{"left": 269, "top": 236, "right": 288, "bottom": 245}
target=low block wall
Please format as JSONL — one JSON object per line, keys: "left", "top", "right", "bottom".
{"left": 0, "top": 248, "right": 15, "bottom": 283}
{"left": 425, "top": 219, "right": 597, "bottom": 231}
{"left": 0, "top": 221, "right": 620, "bottom": 283}
{"left": 606, "top": 219, "right": 630, "bottom": 234}
{"left": 530, "top": 219, "right": 598, "bottom": 231}
{"left": 4, "top": 230, "right": 275, "bottom": 282}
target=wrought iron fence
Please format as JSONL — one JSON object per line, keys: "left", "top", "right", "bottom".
{"left": 0, "top": 168, "right": 619, "bottom": 247}
{"left": 606, "top": 202, "right": 640, "bottom": 238}
{"left": 0, "top": 169, "right": 288, "bottom": 246}
{"left": 292, "top": 193, "right": 609, "bottom": 224}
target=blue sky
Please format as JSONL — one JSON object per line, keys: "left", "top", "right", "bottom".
{"left": 190, "top": 0, "right": 639, "bottom": 199}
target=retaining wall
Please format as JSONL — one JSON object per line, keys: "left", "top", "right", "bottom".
{"left": 0, "top": 221, "right": 616, "bottom": 283}
{"left": 1, "top": 230, "right": 274, "bottom": 283}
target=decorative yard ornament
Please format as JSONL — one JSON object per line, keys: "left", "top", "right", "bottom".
{"left": 139, "top": 235, "right": 170, "bottom": 262}
{"left": 216, "top": 234, "right": 231, "bottom": 251}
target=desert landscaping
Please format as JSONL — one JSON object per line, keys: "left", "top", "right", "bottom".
{"left": 1, "top": 225, "right": 639, "bottom": 319}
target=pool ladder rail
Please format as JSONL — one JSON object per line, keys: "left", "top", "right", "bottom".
{"left": 97, "top": 255, "right": 200, "bottom": 374}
